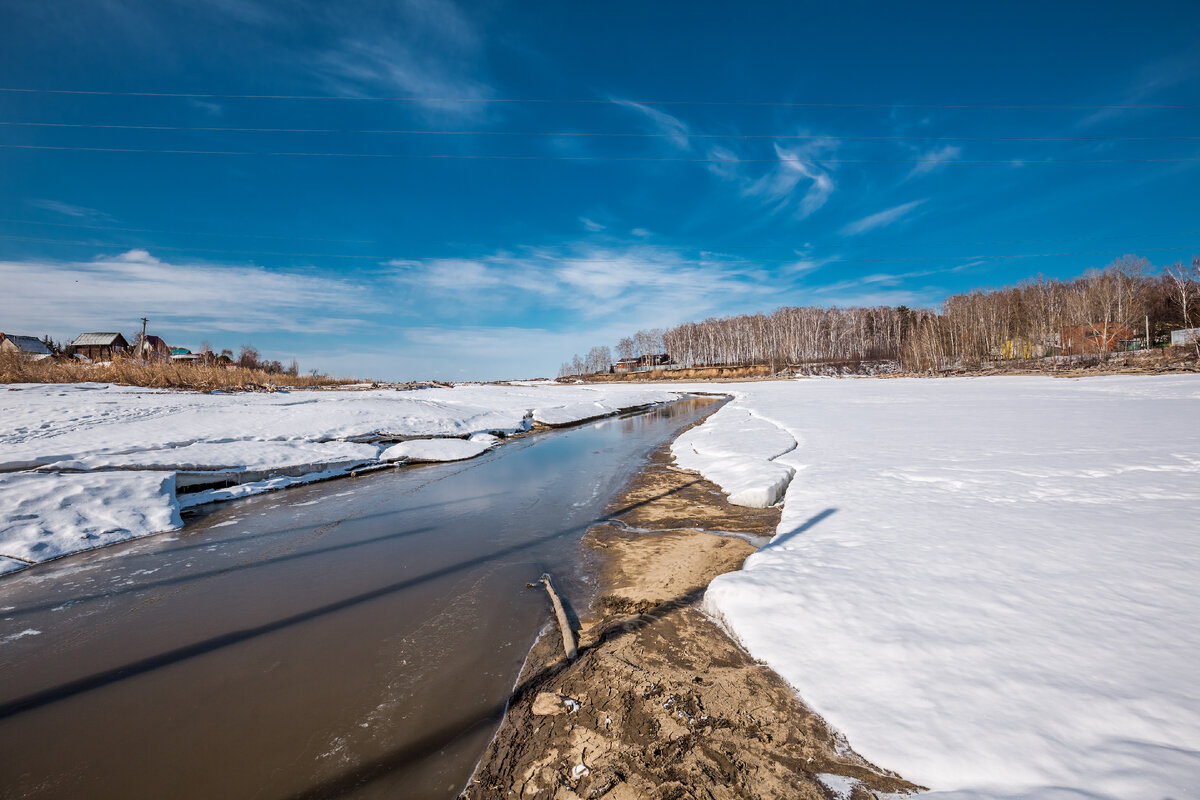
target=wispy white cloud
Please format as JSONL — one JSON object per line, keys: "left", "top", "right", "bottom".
{"left": 580, "top": 217, "right": 606, "bottom": 232}
{"left": 388, "top": 243, "right": 776, "bottom": 323}
{"left": 705, "top": 144, "right": 741, "bottom": 180}
{"left": 840, "top": 199, "right": 927, "bottom": 236}
{"left": 314, "top": 0, "right": 491, "bottom": 115}
{"left": 730, "top": 138, "right": 838, "bottom": 218}
{"left": 611, "top": 99, "right": 691, "bottom": 150}
{"left": 1077, "top": 53, "right": 1199, "bottom": 129}
{"left": 27, "top": 199, "right": 113, "bottom": 221}
{"left": 811, "top": 262, "right": 976, "bottom": 301}
{"left": 907, "top": 144, "right": 962, "bottom": 178}
{"left": 0, "top": 249, "right": 380, "bottom": 341}
{"left": 187, "top": 98, "right": 225, "bottom": 116}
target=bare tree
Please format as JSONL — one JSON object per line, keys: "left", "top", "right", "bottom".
{"left": 586, "top": 345, "right": 612, "bottom": 373}
{"left": 237, "top": 345, "right": 261, "bottom": 369}
{"left": 1164, "top": 258, "right": 1200, "bottom": 331}
{"left": 568, "top": 253, "right": 1195, "bottom": 374}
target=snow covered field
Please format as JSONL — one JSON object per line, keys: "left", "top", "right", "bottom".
{"left": 0, "top": 383, "right": 677, "bottom": 573}
{"left": 670, "top": 375, "right": 1200, "bottom": 800}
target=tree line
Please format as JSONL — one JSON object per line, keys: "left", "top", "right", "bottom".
{"left": 558, "top": 255, "right": 1200, "bottom": 377}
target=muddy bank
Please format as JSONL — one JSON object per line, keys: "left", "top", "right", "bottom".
{"left": 464, "top": 440, "right": 919, "bottom": 799}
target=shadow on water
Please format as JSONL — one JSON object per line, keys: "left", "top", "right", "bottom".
{"left": 10, "top": 490, "right": 512, "bottom": 617}
{"left": 286, "top": 589, "right": 704, "bottom": 800}
{"left": 282, "top": 506, "right": 838, "bottom": 800}
{"left": 0, "top": 480, "right": 701, "bottom": 722}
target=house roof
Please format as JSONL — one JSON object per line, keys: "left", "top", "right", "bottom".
{"left": 1, "top": 334, "right": 52, "bottom": 354}
{"left": 71, "top": 332, "right": 128, "bottom": 347}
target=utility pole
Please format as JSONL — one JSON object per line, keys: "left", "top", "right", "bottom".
{"left": 140, "top": 317, "right": 148, "bottom": 362}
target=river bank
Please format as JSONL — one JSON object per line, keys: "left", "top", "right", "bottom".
{"left": 0, "top": 400, "right": 719, "bottom": 799}
{"left": 464, "top": 422, "right": 917, "bottom": 799}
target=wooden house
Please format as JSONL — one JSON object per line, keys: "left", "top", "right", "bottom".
{"left": 135, "top": 335, "right": 172, "bottom": 361}
{"left": 69, "top": 332, "right": 129, "bottom": 361}
{"left": 0, "top": 333, "right": 52, "bottom": 358}
{"left": 1060, "top": 323, "right": 1137, "bottom": 356}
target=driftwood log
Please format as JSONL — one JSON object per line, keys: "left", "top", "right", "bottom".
{"left": 540, "top": 573, "right": 578, "bottom": 659}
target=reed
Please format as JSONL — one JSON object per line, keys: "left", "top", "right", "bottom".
{"left": 0, "top": 353, "right": 349, "bottom": 391}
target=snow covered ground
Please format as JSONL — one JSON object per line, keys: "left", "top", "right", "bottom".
{"left": 4, "top": 374, "right": 1197, "bottom": 799}
{"left": 0, "top": 382, "right": 677, "bottom": 570}
{"left": 667, "top": 375, "right": 1200, "bottom": 800}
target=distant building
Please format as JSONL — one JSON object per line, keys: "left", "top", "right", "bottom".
{"left": 614, "top": 353, "right": 671, "bottom": 373}
{"left": 170, "top": 348, "right": 201, "bottom": 363}
{"left": 637, "top": 353, "right": 671, "bottom": 368}
{"left": 69, "top": 332, "right": 129, "bottom": 361}
{"left": 1060, "top": 323, "right": 1137, "bottom": 356}
{"left": 135, "top": 335, "right": 172, "bottom": 361}
{"left": 0, "top": 333, "right": 53, "bottom": 358}
{"left": 614, "top": 358, "right": 638, "bottom": 373}
{"left": 1171, "top": 327, "right": 1200, "bottom": 347}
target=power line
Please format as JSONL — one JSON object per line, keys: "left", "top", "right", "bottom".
{"left": 4, "top": 217, "right": 1199, "bottom": 253}
{"left": 0, "top": 218, "right": 373, "bottom": 244}
{"left": 2, "top": 120, "right": 1196, "bottom": 142}
{"left": 1, "top": 87, "right": 1197, "bottom": 110}
{"left": 3, "top": 143, "right": 1197, "bottom": 163}
{"left": 0, "top": 233, "right": 1194, "bottom": 266}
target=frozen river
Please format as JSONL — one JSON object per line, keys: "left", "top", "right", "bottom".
{"left": 0, "top": 398, "right": 717, "bottom": 800}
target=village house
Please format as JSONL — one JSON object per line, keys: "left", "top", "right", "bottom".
{"left": 1060, "top": 323, "right": 1138, "bottom": 356}
{"left": 1171, "top": 327, "right": 1200, "bottom": 347}
{"left": 69, "top": 332, "right": 129, "bottom": 361}
{"left": 614, "top": 353, "right": 672, "bottom": 373}
{"left": 134, "top": 334, "right": 172, "bottom": 361}
{"left": 0, "top": 333, "right": 53, "bottom": 359}
{"left": 170, "top": 347, "right": 201, "bottom": 363}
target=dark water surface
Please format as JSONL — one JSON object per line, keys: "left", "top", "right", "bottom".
{"left": 0, "top": 398, "right": 717, "bottom": 800}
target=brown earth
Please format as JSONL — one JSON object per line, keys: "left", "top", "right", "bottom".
{"left": 463, "top": 441, "right": 919, "bottom": 799}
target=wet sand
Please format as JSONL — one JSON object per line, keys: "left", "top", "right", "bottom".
{"left": 465, "top": 438, "right": 920, "bottom": 799}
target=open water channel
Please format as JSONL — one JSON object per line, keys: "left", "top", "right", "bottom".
{"left": 0, "top": 398, "right": 717, "bottom": 800}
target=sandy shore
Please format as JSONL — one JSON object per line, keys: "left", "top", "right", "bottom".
{"left": 463, "top": 426, "right": 919, "bottom": 799}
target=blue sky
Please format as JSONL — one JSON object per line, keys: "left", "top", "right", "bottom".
{"left": 1, "top": 0, "right": 1198, "bottom": 380}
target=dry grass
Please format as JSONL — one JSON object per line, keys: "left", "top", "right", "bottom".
{"left": 581, "top": 364, "right": 778, "bottom": 382}
{"left": 0, "top": 354, "right": 352, "bottom": 391}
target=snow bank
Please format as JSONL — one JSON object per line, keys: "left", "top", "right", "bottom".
{"left": 533, "top": 401, "right": 618, "bottom": 427}
{"left": 678, "top": 376, "right": 1200, "bottom": 800}
{"left": 671, "top": 406, "right": 796, "bottom": 507}
{"left": 0, "top": 383, "right": 678, "bottom": 572}
{"left": 49, "top": 440, "right": 380, "bottom": 473}
{"left": 0, "top": 471, "right": 181, "bottom": 563}
{"left": 380, "top": 437, "right": 497, "bottom": 463}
